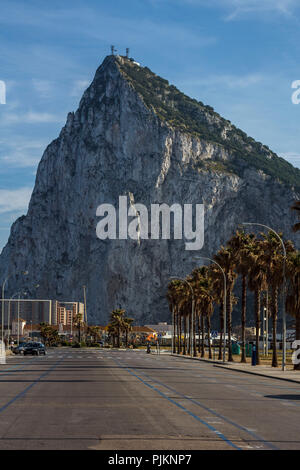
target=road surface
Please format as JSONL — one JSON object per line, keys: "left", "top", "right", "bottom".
{"left": 0, "top": 348, "right": 299, "bottom": 450}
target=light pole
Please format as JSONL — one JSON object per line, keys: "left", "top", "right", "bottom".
{"left": 7, "top": 292, "right": 20, "bottom": 348}
{"left": 195, "top": 256, "right": 227, "bottom": 363}
{"left": 17, "top": 293, "right": 20, "bottom": 346}
{"left": 240, "top": 222, "right": 287, "bottom": 371}
{"left": 2, "top": 271, "right": 28, "bottom": 348}
{"left": 11, "top": 290, "right": 27, "bottom": 346}
{"left": 170, "top": 276, "right": 195, "bottom": 357}
{"left": 83, "top": 285, "right": 87, "bottom": 324}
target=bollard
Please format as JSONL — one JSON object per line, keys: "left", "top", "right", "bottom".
{"left": 251, "top": 345, "right": 257, "bottom": 366}
{"left": 0, "top": 340, "right": 6, "bottom": 365}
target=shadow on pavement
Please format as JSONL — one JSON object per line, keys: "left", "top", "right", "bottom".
{"left": 265, "top": 394, "right": 300, "bottom": 400}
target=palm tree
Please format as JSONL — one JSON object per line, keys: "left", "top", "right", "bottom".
{"left": 108, "top": 309, "right": 126, "bottom": 348}
{"left": 123, "top": 316, "right": 134, "bottom": 347}
{"left": 107, "top": 322, "right": 118, "bottom": 347}
{"left": 167, "top": 282, "right": 177, "bottom": 353}
{"left": 286, "top": 250, "right": 300, "bottom": 370}
{"left": 291, "top": 201, "right": 300, "bottom": 232}
{"left": 190, "top": 267, "right": 215, "bottom": 358}
{"left": 87, "top": 325, "right": 100, "bottom": 342}
{"left": 209, "top": 265, "right": 225, "bottom": 360}
{"left": 214, "top": 246, "right": 237, "bottom": 361}
{"left": 228, "top": 231, "right": 256, "bottom": 363}
{"left": 73, "top": 313, "right": 83, "bottom": 343}
{"left": 261, "top": 232, "right": 294, "bottom": 367}
{"left": 247, "top": 239, "right": 267, "bottom": 366}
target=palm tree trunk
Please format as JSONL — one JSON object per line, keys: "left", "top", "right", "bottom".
{"left": 227, "top": 282, "right": 233, "bottom": 362}
{"left": 271, "top": 286, "right": 278, "bottom": 367}
{"left": 198, "top": 312, "right": 201, "bottom": 354}
{"left": 179, "top": 312, "right": 182, "bottom": 354}
{"left": 193, "top": 305, "right": 196, "bottom": 357}
{"left": 187, "top": 313, "right": 191, "bottom": 355}
{"left": 207, "top": 315, "right": 212, "bottom": 359}
{"left": 241, "top": 274, "right": 247, "bottom": 363}
{"left": 201, "top": 313, "right": 205, "bottom": 357}
{"left": 176, "top": 311, "right": 180, "bottom": 354}
{"left": 183, "top": 315, "right": 187, "bottom": 355}
{"left": 254, "top": 288, "right": 261, "bottom": 365}
{"left": 218, "top": 301, "right": 224, "bottom": 360}
{"left": 173, "top": 309, "right": 176, "bottom": 354}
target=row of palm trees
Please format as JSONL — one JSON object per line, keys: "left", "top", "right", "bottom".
{"left": 167, "top": 223, "right": 300, "bottom": 369}
{"left": 107, "top": 309, "right": 134, "bottom": 347}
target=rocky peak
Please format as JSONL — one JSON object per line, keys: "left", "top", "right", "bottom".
{"left": 0, "top": 55, "right": 299, "bottom": 325}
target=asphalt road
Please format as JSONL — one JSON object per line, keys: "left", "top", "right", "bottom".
{"left": 0, "top": 348, "right": 299, "bottom": 450}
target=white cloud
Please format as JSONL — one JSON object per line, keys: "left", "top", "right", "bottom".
{"left": 223, "top": 0, "right": 297, "bottom": 20}
{"left": 0, "top": 187, "right": 32, "bottom": 214}
{"left": 0, "top": 139, "right": 46, "bottom": 167}
{"left": 168, "top": 0, "right": 298, "bottom": 19}
{"left": 70, "top": 80, "right": 90, "bottom": 97}
{"left": 32, "top": 79, "right": 53, "bottom": 98}
{"left": 2, "top": 111, "right": 64, "bottom": 125}
{"left": 179, "top": 73, "right": 265, "bottom": 89}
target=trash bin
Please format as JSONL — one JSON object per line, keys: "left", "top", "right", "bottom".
{"left": 251, "top": 345, "right": 257, "bottom": 366}
{"left": 246, "top": 343, "right": 252, "bottom": 357}
{"left": 232, "top": 342, "right": 240, "bottom": 355}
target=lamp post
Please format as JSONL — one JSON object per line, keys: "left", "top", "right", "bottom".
{"left": 17, "top": 293, "right": 21, "bottom": 346}
{"left": 2, "top": 271, "right": 28, "bottom": 348}
{"left": 8, "top": 292, "right": 21, "bottom": 346}
{"left": 240, "top": 222, "right": 287, "bottom": 371}
{"left": 83, "top": 285, "right": 87, "bottom": 324}
{"left": 195, "top": 256, "right": 227, "bottom": 363}
{"left": 170, "top": 276, "right": 195, "bottom": 357}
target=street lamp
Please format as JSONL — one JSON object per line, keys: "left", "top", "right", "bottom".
{"left": 83, "top": 285, "right": 87, "bottom": 324}
{"left": 240, "top": 222, "right": 287, "bottom": 371}
{"left": 195, "top": 256, "right": 227, "bottom": 363}
{"left": 170, "top": 276, "right": 195, "bottom": 357}
{"left": 7, "top": 292, "right": 20, "bottom": 348}
{"left": 22, "top": 284, "right": 39, "bottom": 332}
{"left": 2, "top": 271, "right": 28, "bottom": 348}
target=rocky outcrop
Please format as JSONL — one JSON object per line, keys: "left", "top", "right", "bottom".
{"left": 0, "top": 55, "right": 299, "bottom": 324}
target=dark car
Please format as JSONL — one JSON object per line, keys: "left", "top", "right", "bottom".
{"left": 12, "top": 342, "right": 29, "bottom": 355}
{"left": 24, "top": 342, "right": 46, "bottom": 356}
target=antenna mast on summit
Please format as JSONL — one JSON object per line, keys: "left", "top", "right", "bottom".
{"left": 126, "top": 48, "right": 129, "bottom": 58}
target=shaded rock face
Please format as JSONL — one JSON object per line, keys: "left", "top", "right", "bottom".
{"left": 0, "top": 56, "right": 299, "bottom": 324}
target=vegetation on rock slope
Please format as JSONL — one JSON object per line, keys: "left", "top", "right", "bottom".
{"left": 117, "top": 56, "right": 300, "bottom": 190}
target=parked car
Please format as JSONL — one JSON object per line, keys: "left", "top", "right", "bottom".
{"left": 12, "top": 342, "right": 29, "bottom": 355}
{"left": 23, "top": 342, "right": 46, "bottom": 356}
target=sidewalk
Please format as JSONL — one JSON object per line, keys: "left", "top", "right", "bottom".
{"left": 171, "top": 353, "right": 300, "bottom": 385}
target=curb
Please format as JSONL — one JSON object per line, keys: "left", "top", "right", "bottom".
{"left": 214, "top": 364, "right": 300, "bottom": 385}
{"left": 171, "top": 353, "right": 228, "bottom": 366}
{"left": 171, "top": 353, "right": 300, "bottom": 385}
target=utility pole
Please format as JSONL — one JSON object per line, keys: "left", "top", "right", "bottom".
{"left": 17, "top": 295, "right": 20, "bottom": 346}
{"left": 83, "top": 286, "right": 87, "bottom": 324}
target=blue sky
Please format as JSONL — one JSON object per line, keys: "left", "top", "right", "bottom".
{"left": 1, "top": 0, "right": 300, "bottom": 251}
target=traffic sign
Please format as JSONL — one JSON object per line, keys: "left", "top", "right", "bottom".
{"left": 211, "top": 331, "right": 218, "bottom": 338}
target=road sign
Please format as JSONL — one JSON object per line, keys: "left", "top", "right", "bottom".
{"left": 211, "top": 331, "right": 218, "bottom": 338}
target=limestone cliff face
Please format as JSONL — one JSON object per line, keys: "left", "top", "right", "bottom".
{"left": 0, "top": 56, "right": 299, "bottom": 324}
